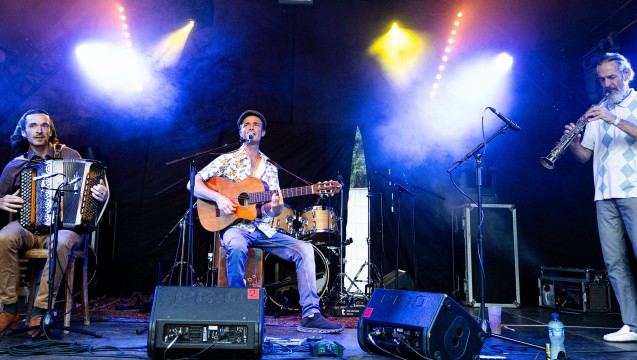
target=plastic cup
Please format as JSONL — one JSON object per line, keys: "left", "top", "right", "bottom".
{"left": 488, "top": 305, "right": 502, "bottom": 334}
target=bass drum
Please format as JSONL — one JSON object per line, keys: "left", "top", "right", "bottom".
{"left": 264, "top": 244, "right": 329, "bottom": 311}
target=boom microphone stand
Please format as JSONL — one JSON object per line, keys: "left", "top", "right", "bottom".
{"left": 6, "top": 177, "right": 100, "bottom": 338}
{"left": 448, "top": 122, "right": 542, "bottom": 350}
{"left": 163, "top": 141, "right": 241, "bottom": 287}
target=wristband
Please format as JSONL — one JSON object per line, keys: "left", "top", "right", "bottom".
{"left": 613, "top": 116, "right": 620, "bottom": 126}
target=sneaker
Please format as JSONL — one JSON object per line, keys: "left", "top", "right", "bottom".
{"left": 603, "top": 325, "right": 637, "bottom": 342}
{"left": 297, "top": 313, "right": 344, "bottom": 334}
{"left": 0, "top": 312, "right": 20, "bottom": 335}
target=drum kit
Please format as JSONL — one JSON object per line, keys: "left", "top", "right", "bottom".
{"left": 264, "top": 203, "right": 343, "bottom": 311}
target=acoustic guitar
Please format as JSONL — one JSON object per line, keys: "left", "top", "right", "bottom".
{"left": 197, "top": 176, "right": 341, "bottom": 232}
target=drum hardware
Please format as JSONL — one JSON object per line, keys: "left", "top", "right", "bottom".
{"left": 322, "top": 172, "right": 365, "bottom": 310}
{"left": 264, "top": 244, "right": 330, "bottom": 311}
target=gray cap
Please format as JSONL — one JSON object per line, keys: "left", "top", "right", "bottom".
{"left": 237, "top": 110, "right": 267, "bottom": 129}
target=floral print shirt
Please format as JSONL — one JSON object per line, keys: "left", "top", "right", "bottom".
{"left": 198, "top": 146, "right": 279, "bottom": 237}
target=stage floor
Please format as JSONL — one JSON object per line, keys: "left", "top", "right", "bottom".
{"left": 0, "top": 305, "right": 635, "bottom": 359}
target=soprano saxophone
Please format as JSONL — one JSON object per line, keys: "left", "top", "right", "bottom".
{"left": 540, "top": 92, "right": 610, "bottom": 169}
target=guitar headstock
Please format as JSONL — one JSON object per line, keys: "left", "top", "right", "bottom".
{"left": 312, "top": 180, "right": 342, "bottom": 196}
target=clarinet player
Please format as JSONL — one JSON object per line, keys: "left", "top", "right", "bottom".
{"left": 566, "top": 53, "right": 637, "bottom": 342}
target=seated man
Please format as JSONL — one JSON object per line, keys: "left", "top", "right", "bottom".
{"left": 0, "top": 109, "right": 109, "bottom": 335}
{"left": 191, "top": 110, "right": 343, "bottom": 333}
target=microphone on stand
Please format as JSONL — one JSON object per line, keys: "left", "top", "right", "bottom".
{"left": 240, "top": 134, "right": 254, "bottom": 143}
{"left": 487, "top": 107, "right": 521, "bottom": 132}
{"left": 33, "top": 173, "right": 61, "bottom": 181}
{"left": 67, "top": 177, "right": 81, "bottom": 186}
{"left": 67, "top": 177, "right": 81, "bottom": 193}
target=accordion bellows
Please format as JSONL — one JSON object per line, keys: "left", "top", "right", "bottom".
{"left": 19, "top": 159, "right": 108, "bottom": 233}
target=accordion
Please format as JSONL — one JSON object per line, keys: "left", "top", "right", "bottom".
{"left": 19, "top": 159, "right": 109, "bottom": 233}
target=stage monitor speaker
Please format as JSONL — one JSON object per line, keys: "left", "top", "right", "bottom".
{"left": 382, "top": 269, "right": 415, "bottom": 290}
{"left": 147, "top": 286, "right": 264, "bottom": 359}
{"left": 358, "top": 289, "right": 486, "bottom": 360}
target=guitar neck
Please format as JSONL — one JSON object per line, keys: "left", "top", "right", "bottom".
{"left": 249, "top": 186, "right": 314, "bottom": 204}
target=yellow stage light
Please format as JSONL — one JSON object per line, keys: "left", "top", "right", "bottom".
{"left": 368, "top": 22, "right": 428, "bottom": 88}
{"left": 151, "top": 21, "right": 195, "bottom": 68}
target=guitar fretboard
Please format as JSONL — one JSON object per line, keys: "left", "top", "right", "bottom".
{"left": 248, "top": 186, "right": 314, "bottom": 204}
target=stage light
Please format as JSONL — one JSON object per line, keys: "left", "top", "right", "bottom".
{"left": 496, "top": 53, "right": 514, "bottom": 70}
{"left": 150, "top": 20, "right": 195, "bottom": 69}
{"left": 75, "top": 42, "right": 150, "bottom": 94}
{"left": 368, "top": 22, "right": 428, "bottom": 89}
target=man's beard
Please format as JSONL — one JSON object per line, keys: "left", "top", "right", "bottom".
{"left": 608, "top": 85, "right": 630, "bottom": 104}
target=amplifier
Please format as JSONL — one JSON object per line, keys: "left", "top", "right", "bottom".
{"left": 538, "top": 267, "right": 611, "bottom": 313}
{"left": 147, "top": 286, "right": 265, "bottom": 359}
{"left": 358, "top": 289, "right": 485, "bottom": 360}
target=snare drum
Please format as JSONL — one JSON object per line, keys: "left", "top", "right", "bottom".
{"left": 299, "top": 206, "right": 339, "bottom": 245}
{"left": 264, "top": 244, "right": 329, "bottom": 311}
{"left": 269, "top": 203, "right": 296, "bottom": 236}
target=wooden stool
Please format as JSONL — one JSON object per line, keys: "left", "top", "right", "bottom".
{"left": 215, "top": 244, "right": 264, "bottom": 288}
{"left": 21, "top": 239, "right": 90, "bottom": 328}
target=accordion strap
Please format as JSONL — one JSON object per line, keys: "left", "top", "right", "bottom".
{"left": 53, "top": 144, "right": 66, "bottom": 159}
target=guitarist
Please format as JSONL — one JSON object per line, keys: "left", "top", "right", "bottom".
{"left": 191, "top": 110, "right": 343, "bottom": 334}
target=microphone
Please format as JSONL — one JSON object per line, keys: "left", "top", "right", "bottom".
{"left": 487, "top": 107, "right": 521, "bottom": 132}
{"left": 67, "top": 177, "right": 81, "bottom": 186}
{"left": 240, "top": 134, "right": 254, "bottom": 143}
{"left": 33, "top": 173, "right": 61, "bottom": 181}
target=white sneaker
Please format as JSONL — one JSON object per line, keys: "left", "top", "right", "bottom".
{"left": 603, "top": 325, "right": 637, "bottom": 342}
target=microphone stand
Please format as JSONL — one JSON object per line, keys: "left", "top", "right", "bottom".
{"left": 163, "top": 141, "right": 241, "bottom": 287}
{"left": 6, "top": 179, "right": 100, "bottom": 338}
{"left": 397, "top": 176, "right": 446, "bottom": 290}
{"left": 447, "top": 124, "right": 543, "bottom": 350}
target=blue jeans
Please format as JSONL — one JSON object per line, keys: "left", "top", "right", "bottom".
{"left": 596, "top": 198, "right": 637, "bottom": 331}
{"left": 220, "top": 227, "right": 321, "bottom": 318}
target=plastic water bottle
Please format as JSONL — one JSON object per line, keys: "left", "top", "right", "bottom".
{"left": 548, "top": 313, "right": 565, "bottom": 359}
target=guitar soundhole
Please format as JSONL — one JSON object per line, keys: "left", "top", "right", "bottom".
{"left": 238, "top": 192, "right": 249, "bottom": 206}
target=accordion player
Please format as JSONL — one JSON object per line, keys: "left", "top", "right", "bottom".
{"left": 19, "top": 159, "right": 109, "bottom": 234}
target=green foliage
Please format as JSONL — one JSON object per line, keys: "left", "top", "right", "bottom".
{"left": 350, "top": 127, "right": 367, "bottom": 188}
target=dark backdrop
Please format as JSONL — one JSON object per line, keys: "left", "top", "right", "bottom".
{"left": 1, "top": 0, "right": 636, "bottom": 307}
